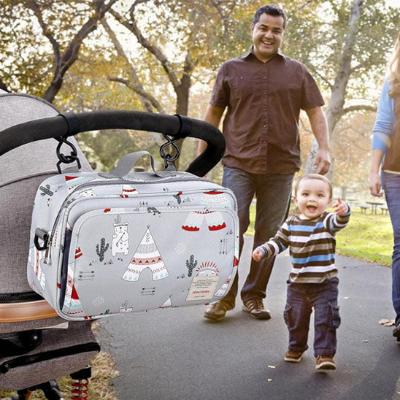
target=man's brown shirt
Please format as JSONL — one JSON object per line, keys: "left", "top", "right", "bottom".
{"left": 210, "top": 50, "right": 324, "bottom": 174}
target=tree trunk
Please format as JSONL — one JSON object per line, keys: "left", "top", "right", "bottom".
{"left": 40, "top": 0, "right": 118, "bottom": 103}
{"left": 175, "top": 78, "right": 190, "bottom": 116}
{"left": 305, "top": 0, "right": 364, "bottom": 175}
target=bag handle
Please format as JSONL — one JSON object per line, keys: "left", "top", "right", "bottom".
{"left": 0, "top": 111, "right": 225, "bottom": 177}
{"left": 111, "top": 150, "right": 160, "bottom": 177}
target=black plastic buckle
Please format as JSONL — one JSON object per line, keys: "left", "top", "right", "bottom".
{"left": 55, "top": 136, "right": 81, "bottom": 174}
{"left": 34, "top": 228, "right": 49, "bottom": 251}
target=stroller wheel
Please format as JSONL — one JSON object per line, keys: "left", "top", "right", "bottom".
{"left": 13, "top": 380, "right": 64, "bottom": 400}
{"left": 39, "top": 380, "right": 64, "bottom": 400}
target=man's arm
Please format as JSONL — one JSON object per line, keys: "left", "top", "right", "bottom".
{"left": 305, "top": 106, "right": 331, "bottom": 175}
{"left": 196, "top": 104, "right": 225, "bottom": 156}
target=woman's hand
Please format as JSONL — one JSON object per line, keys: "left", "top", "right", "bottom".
{"left": 369, "top": 171, "right": 383, "bottom": 197}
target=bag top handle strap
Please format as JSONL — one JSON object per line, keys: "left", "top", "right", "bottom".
{"left": 110, "top": 151, "right": 161, "bottom": 178}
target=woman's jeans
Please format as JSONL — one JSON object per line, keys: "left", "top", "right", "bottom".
{"left": 284, "top": 278, "right": 340, "bottom": 357}
{"left": 220, "top": 166, "right": 293, "bottom": 307}
{"left": 382, "top": 171, "right": 400, "bottom": 325}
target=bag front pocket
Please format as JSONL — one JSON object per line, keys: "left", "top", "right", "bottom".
{"left": 59, "top": 205, "right": 238, "bottom": 320}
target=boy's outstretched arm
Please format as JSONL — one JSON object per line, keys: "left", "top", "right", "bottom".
{"left": 252, "top": 223, "right": 290, "bottom": 262}
{"left": 325, "top": 199, "right": 351, "bottom": 233}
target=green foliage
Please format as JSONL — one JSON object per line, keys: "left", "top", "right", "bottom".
{"left": 336, "top": 210, "right": 393, "bottom": 266}
{"left": 0, "top": 1, "right": 98, "bottom": 95}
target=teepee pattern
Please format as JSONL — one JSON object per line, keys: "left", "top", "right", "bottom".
{"left": 123, "top": 227, "right": 168, "bottom": 281}
{"left": 181, "top": 191, "right": 228, "bottom": 232}
{"left": 182, "top": 210, "right": 226, "bottom": 232}
{"left": 63, "top": 272, "right": 85, "bottom": 316}
{"left": 31, "top": 248, "right": 46, "bottom": 290}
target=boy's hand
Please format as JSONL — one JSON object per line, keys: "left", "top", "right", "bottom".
{"left": 333, "top": 198, "right": 349, "bottom": 217}
{"left": 252, "top": 248, "right": 265, "bottom": 262}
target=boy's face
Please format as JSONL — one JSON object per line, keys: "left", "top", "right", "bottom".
{"left": 295, "top": 178, "right": 331, "bottom": 219}
{"left": 251, "top": 13, "right": 284, "bottom": 62}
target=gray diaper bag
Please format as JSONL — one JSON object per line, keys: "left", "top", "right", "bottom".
{"left": 1, "top": 110, "right": 239, "bottom": 322}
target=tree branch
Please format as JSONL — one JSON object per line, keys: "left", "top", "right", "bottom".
{"left": 342, "top": 104, "right": 377, "bottom": 114}
{"left": 102, "top": 18, "right": 164, "bottom": 113}
{"left": 26, "top": 0, "right": 61, "bottom": 73}
{"left": 108, "top": 76, "right": 163, "bottom": 113}
{"left": 307, "top": 64, "right": 333, "bottom": 89}
{"left": 110, "top": 8, "right": 180, "bottom": 90}
{"left": 39, "top": 0, "right": 119, "bottom": 102}
{"left": 0, "top": 77, "right": 10, "bottom": 93}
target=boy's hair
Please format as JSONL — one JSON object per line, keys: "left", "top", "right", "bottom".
{"left": 253, "top": 4, "right": 287, "bottom": 28}
{"left": 295, "top": 174, "right": 333, "bottom": 199}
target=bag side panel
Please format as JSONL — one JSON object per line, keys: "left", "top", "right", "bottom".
{"left": 0, "top": 176, "right": 48, "bottom": 294}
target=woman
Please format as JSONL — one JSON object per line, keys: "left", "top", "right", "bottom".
{"left": 369, "top": 33, "right": 400, "bottom": 341}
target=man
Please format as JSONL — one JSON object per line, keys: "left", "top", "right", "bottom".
{"left": 198, "top": 4, "right": 330, "bottom": 322}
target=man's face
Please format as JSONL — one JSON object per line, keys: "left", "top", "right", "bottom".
{"left": 252, "top": 13, "right": 284, "bottom": 62}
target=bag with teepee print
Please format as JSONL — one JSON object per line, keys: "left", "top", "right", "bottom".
{"left": 5, "top": 110, "right": 240, "bottom": 321}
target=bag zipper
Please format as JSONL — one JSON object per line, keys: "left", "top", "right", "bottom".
{"left": 47, "top": 174, "right": 206, "bottom": 257}
{"left": 46, "top": 177, "right": 232, "bottom": 266}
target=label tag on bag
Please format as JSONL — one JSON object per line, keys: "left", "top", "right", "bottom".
{"left": 186, "top": 276, "right": 219, "bottom": 301}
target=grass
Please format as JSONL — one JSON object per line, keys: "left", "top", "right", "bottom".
{"left": 247, "top": 206, "right": 393, "bottom": 267}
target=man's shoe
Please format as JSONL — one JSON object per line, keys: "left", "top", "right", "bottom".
{"left": 284, "top": 350, "right": 304, "bottom": 363}
{"left": 315, "top": 356, "right": 336, "bottom": 371}
{"left": 204, "top": 301, "right": 233, "bottom": 321}
{"left": 242, "top": 298, "right": 271, "bottom": 320}
{"left": 393, "top": 324, "right": 400, "bottom": 342}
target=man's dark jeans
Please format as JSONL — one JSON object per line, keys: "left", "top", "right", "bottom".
{"left": 220, "top": 166, "right": 293, "bottom": 307}
{"left": 284, "top": 278, "right": 341, "bottom": 357}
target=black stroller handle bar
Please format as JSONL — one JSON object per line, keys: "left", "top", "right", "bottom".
{"left": 0, "top": 110, "right": 225, "bottom": 177}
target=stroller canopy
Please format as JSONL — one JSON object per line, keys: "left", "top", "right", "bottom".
{"left": 0, "top": 93, "right": 89, "bottom": 188}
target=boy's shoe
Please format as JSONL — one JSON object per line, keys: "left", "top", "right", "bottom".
{"left": 315, "top": 356, "right": 336, "bottom": 371}
{"left": 284, "top": 350, "right": 304, "bottom": 363}
{"left": 204, "top": 301, "right": 233, "bottom": 322}
{"left": 242, "top": 298, "right": 271, "bottom": 320}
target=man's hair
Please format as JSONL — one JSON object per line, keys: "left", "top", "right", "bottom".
{"left": 253, "top": 4, "right": 287, "bottom": 28}
{"left": 295, "top": 174, "right": 333, "bottom": 199}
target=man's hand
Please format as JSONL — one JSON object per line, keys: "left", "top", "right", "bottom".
{"left": 333, "top": 198, "right": 349, "bottom": 217}
{"left": 369, "top": 171, "right": 383, "bottom": 197}
{"left": 314, "top": 148, "right": 331, "bottom": 175}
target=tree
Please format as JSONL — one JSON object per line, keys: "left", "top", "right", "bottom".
{"left": 0, "top": 0, "right": 118, "bottom": 102}
{"left": 105, "top": 0, "right": 241, "bottom": 116}
{"left": 300, "top": 0, "right": 400, "bottom": 175}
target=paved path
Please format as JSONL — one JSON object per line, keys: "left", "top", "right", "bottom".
{"left": 98, "top": 237, "right": 400, "bottom": 400}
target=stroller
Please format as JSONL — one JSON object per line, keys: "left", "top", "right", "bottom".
{"left": 0, "top": 92, "right": 100, "bottom": 399}
{"left": 0, "top": 92, "right": 226, "bottom": 398}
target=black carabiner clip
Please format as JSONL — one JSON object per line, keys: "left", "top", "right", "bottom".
{"left": 159, "top": 136, "right": 180, "bottom": 171}
{"left": 56, "top": 136, "right": 82, "bottom": 173}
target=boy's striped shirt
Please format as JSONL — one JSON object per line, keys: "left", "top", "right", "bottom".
{"left": 260, "top": 210, "right": 351, "bottom": 283}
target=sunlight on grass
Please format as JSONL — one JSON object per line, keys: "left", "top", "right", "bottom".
{"left": 246, "top": 205, "right": 393, "bottom": 267}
